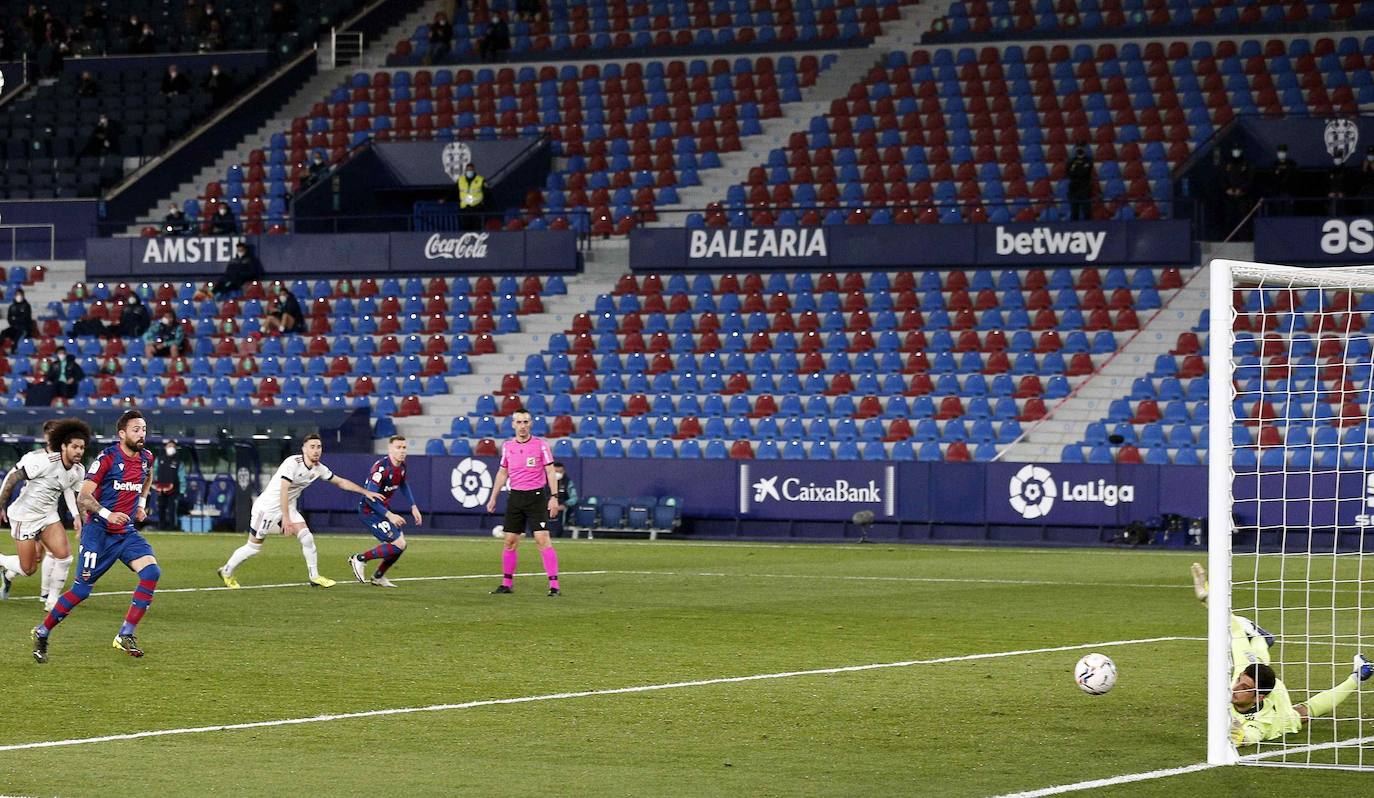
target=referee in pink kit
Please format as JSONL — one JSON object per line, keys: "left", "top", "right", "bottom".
{"left": 486, "top": 408, "right": 562, "bottom": 596}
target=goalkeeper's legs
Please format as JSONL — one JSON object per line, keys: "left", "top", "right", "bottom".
{"left": 1191, "top": 562, "right": 1208, "bottom": 604}
{"left": 1297, "top": 655, "right": 1374, "bottom": 723}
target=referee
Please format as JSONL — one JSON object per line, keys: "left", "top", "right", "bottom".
{"left": 485, "top": 408, "right": 562, "bottom": 596}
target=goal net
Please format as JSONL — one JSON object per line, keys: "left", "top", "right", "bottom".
{"left": 1210, "top": 258, "right": 1374, "bottom": 770}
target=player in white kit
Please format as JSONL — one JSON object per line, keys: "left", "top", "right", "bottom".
{"left": 216, "top": 433, "right": 384, "bottom": 588}
{"left": 0, "top": 420, "right": 91, "bottom": 610}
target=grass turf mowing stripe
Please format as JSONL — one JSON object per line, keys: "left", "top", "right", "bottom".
{"left": 0, "top": 636, "right": 1196, "bottom": 754}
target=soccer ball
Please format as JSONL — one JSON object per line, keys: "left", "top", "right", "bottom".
{"left": 1074, "top": 653, "right": 1117, "bottom": 695}
{"left": 491, "top": 524, "right": 505, "bottom": 538}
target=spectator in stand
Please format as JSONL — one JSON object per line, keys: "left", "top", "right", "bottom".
{"left": 154, "top": 440, "right": 187, "bottom": 530}
{"left": 35, "top": 19, "right": 70, "bottom": 77}
{"left": 455, "top": 160, "right": 485, "bottom": 230}
{"left": 1326, "top": 156, "right": 1354, "bottom": 217}
{"left": 1220, "top": 144, "right": 1253, "bottom": 235}
{"left": 115, "top": 293, "right": 152, "bottom": 338}
{"left": 1265, "top": 144, "right": 1297, "bottom": 217}
{"left": 144, "top": 309, "right": 186, "bottom": 359}
{"left": 1066, "top": 143, "right": 1094, "bottom": 221}
{"left": 516, "top": 0, "right": 541, "bottom": 22}
{"left": 210, "top": 203, "right": 237, "bottom": 234}
{"left": 163, "top": 203, "right": 191, "bottom": 236}
{"left": 479, "top": 13, "right": 510, "bottom": 63}
{"left": 132, "top": 21, "right": 157, "bottom": 54}
{"left": 22, "top": 4, "right": 43, "bottom": 40}
{"left": 425, "top": 12, "right": 453, "bottom": 65}
{"left": 80, "top": 3, "right": 105, "bottom": 36}
{"left": 548, "top": 461, "right": 576, "bottom": 537}
{"left": 119, "top": 13, "right": 141, "bottom": 41}
{"left": 267, "top": 1, "right": 295, "bottom": 35}
{"left": 82, "top": 113, "right": 119, "bottom": 157}
{"left": 183, "top": 0, "right": 205, "bottom": 33}
{"left": 2, "top": 289, "right": 34, "bottom": 348}
{"left": 161, "top": 64, "right": 190, "bottom": 96}
{"left": 77, "top": 69, "right": 99, "bottom": 97}
{"left": 45, "top": 345, "right": 83, "bottom": 400}
{"left": 199, "top": 19, "right": 224, "bottom": 52}
{"left": 1359, "top": 146, "right": 1374, "bottom": 215}
{"left": 203, "top": 63, "right": 233, "bottom": 107}
{"left": 213, "top": 242, "right": 264, "bottom": 298}
{"left": 261, "top": 282, "right": 303, "bottom": 335}
{"left": 299, "top": 150, "right": 331, "bottom": 192}
{"left": 200, "top": 2, "right": 221, "bottom": 35}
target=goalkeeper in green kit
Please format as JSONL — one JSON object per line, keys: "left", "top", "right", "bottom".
{"left": 1192, "top": 564, "right": 1373, "bottom": 746}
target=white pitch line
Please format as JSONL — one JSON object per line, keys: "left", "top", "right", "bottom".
{"left": 603, "top": 569, "right": 1191, "bottom": 590}
{"left": 0, "top": 636, "right": 1195, "bottom": 754}
{"left": 988, "top": 734, "right": 1374, "bottom": 796}
{"left": 0, "top": 571, "right": 612, "bottom": 603}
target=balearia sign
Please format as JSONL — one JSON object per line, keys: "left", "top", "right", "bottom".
{"left": 688, "top": 228, "right": 828, "bottom": 259}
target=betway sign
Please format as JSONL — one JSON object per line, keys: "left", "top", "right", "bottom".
{"left": 993, "top": 226, "right": 1107, "bottom": 261}
{"left": 142, "top": 236, "right": 244, "bottom": 264}
{"left": 738, "top": 462, "right": 895, "bottom": 520}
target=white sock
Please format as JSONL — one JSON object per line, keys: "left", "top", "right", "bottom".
{"left": 40, "top": 554, "right": 55, "bottom": 595}
{"left": 224, "top": 541, "right": 262, "bottom": 575}
{"left": 297, "top": 530, "right": 320, "bottom": 579}
{"left": 46, "top": 556, "right": 71, "bottom": 608}
{"left": 0, "top": 553, "right": 25, "bottom": 578}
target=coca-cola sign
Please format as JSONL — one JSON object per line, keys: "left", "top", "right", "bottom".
{"left": 424, "top": 233, "right": 490, "bottom": 260}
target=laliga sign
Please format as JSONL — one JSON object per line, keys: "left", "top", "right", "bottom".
{"left": 424, "top": 232, "right": 489, "bottom": 260}
{"left": 1008, "top": 464, "right": 1135, "bottom": 520}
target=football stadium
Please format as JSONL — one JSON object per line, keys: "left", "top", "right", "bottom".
{"left": 1, "top": 0, "right": 1374, "bottom": 793}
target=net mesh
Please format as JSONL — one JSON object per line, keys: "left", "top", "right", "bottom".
{"left": 1225, "top": 261, "right": 1374, "bottom": 769}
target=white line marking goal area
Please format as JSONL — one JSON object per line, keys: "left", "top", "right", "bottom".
{"left": 0, "top": 636, "right": 1195, "bottom": 754}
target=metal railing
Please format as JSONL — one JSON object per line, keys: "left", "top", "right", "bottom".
{"left": 328, "top": 29, "right": 366, "bottom": 69}
{"left": 0, "top": 223, "right": 56, "bottom": 260}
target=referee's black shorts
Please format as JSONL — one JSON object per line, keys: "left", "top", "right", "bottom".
{"left": 503, "top": 487, "right": 550, "bottom": 535}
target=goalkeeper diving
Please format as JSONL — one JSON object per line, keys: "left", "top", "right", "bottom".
{"left": 1192, "top": 563, "right": 1374, "bottom": 746}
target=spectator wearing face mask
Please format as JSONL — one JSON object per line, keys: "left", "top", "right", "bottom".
{"left": 163, "top": 203, "right": 191, "bottom": 236}
{"left": 213, "top": 241, "right": 264, "bottom": 298}
{"left": 203, "top": 63, "right": 234, "bottom": 107}
{"left": 154, "top": 440, "right": 187, "bottom": 530}
{"left": 145, "top": 310, "right": 187, "bottom": 359}
{"left": 1221, "top": 143, "right": 1253, "bottom": 236}
{"left": 161, "top": 64, "right": 190, "bottom": 95}
{"left": 456, "top": 161, "right": 485, "bottom": 230}
{"left": 1326, "top": 155, "right": 1354, "bottom": 217}
{"left": 1066, "top": 143, "right": 1094, "bottom": 221}
{"left": 3, "top": 288, "right": 35, "bottom": 347}
{"left": 1265, "top": 143, "right": 1297, "bottom": 217}
{"left": 210, "top": 203, "right": 237, "bottom": 234}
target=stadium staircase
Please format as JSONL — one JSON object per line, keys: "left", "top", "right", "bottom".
{"left": 125, "top": 0, "right": 452, "bottom": 232}
{"left": 657, "top": 0, "right": 948, "bottom": 218}
{"left": 1000, "top": 244, "right": 1245, "bottom": 462}
{"left": 386, "top": 243, "right": 631, "bottom": 448}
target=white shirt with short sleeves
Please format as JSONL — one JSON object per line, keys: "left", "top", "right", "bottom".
{"left": 7, "top": 450, "right": 84, "bottom": 538}
{"left": 251, "top": 455, "right": 334, "bottom": 519}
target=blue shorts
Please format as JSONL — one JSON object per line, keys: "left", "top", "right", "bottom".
{"left": 360, "top": 510, "right": 402, "bottom": 543}
{"left": 76, "top": 523, "right": 156, "bottom": 585}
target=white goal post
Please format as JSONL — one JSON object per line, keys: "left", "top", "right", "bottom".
{"left": 1209, "top": 258, "right": 1374, "bottom": 769}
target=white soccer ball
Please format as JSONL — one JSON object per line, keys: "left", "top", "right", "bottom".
{"left": 491, "top": 524, "right": 505, "bottom": 538}
{"left": 1074, "top": 653, "right": 1117, "bottom": 695}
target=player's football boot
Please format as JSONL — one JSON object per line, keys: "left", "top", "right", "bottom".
{"left": 216, "top": 566, "right": 241, "bottom": 589}
{"left": 349, "top": 555, "right": 367, "bottom": 583}
{"left": 548, "top": 587, "right": 560, "bottom": 597}
{"left": 309, "top": 575, "right": 336, "bottom": 588}
{"left": 1356, "top": 654, "right": 1373, "bottom": 682}
{"left": 113, "top": 634, "right": 144, "bottom": 658}
{"left": 490, "top": 585, "right": 513, "bottom": 594}
{"left": 370, "top": 575, "right": 396, "bottom": 587}
{"left": 1190, "top": 562, "right": 1209, "bottom": 604}
{"left": 31, "top": 628, "right": 48, "bottom": 664}
{"left": 0, "top": 565, "right": 12, "bottom": 600}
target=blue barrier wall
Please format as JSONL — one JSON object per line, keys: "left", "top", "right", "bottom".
{"left": 85, "top": 230, "right": 580, "bottom": 278}
{"left": 1254, "top": 216, "right": 1374, "bottom": 264}
{"left": 629, "top": 220, "right": 1194, "bottom": 271}
{"left": 0, "top": 200, "right": 100, "bottom": 259}
{"left": 298, "top": 456, "right": 1207, "bottom": 542}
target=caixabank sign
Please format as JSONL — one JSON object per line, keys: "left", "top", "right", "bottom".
{"left": 629, "top": 220, "right": 1192, "bottom": 271}
{"left": 738, "top": 462, "right": 896, "bottom": 520}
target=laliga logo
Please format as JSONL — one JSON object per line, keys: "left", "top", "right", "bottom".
{"left": 1009, "top": 465, "right": 1057, "bottom": 520}
{"left": 424, "top": 232, "right": 489, "bottom": 260}
{"left": 1324, "top": 119, "right": 1359, "bottom": 165}
{"left": 450, "top": 458, "right": 493, "bottom": 508}
{"left": 441, "top": 141, "right": 473, "bottom": 182}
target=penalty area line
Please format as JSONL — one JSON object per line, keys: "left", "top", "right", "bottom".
{"left": 0, "top": 636, "right": 1194, "bottom": 754}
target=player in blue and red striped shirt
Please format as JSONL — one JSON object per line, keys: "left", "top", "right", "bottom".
{"left": 31, "top": 410, "right": 159, "bottom": 663}
{"left": 348, "top": 435, "right": 422, "bottom": 587}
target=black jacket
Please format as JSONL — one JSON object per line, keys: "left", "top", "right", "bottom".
{"left": 46, "top": 355, "right": 84, "bottom": 385}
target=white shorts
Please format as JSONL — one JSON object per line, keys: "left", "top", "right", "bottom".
{"left": 10, "top": 514, "right": 60, "bottom": 541}
{"left": 249, "top": 506, "right": 307, "bottom": 539}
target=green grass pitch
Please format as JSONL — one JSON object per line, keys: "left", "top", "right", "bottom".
{"left": 0, "top": 532, "right": 1370, "bottom": 796}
